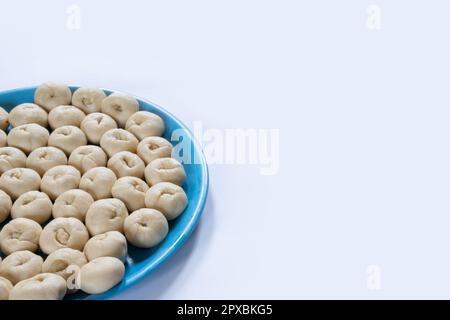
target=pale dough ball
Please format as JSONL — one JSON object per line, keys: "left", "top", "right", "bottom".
{"left": 111, "top": 176, "right": 149, "bottom": 212}
{"left": 8, "top": 103, "right": 48, "bottom": 127}
{"left": 0, "top": 106, "right": 8, "bottom": 130}
{"left": 0, "top": 130, "right": 6, "bottom": 147}
{"left": 48, "top": 125, "right": 87, "bottom": 156}
{"left": 0, "top": 147, "right": 27, "bottom": 175}
{"left": 125, "top": 111, "right": 165, "bottom": 140}
{"left": 84, "top": 231, "right": 128, "bottom": 262}
{"left": 0, "top": 277, "right": 13, "bottom": 300}
{"left": 85, "top": 198, "right": 128, "bottom": 236}
{"left": 26, "top": 146, "right": 67, "bottom": 176}
{"left": 40, "top": 165, "right": 81, "bottom": 201}
{"left": 0, "top": 168, "right": 41, "bottom": 200}
{"left": 52, "top": 189, "right": 94, "bottom": 222}
{"left": 39, "top": 217, "right": 89, "bottom": 255}
{"left": 48, "top": 105, "right": 86, "bottom": 129}
{"left": 107, "top": 151, "right": 145, "bottom": 179}
{"left": 80, "top": 257, "right": 125, "bottom": 294}
{"left": 72, "top": 87, "right": 107, "bottom": 114}
{"left": 11, "top": 191, "right": 52, "bottom": 224}
{"left": 145, "top": 182, "right": 188, "bottom": 220}
{"left": 79, "top": 167, "right": 116, "bottom": 200}
{"left": 0, "top": 189, "right": 12, "bottom": 223}
{"left": 42, "top": 248, "right": 87, "bottom": 281}
{"left": 144, "top": 157, "right": 186, "bottom": 186}
{"left": 9, "top": 273, "right": 66, "bottom": 300}
{"left": 68, "top": 145, "right": 107, "bottom": 174}
{"left": 100, "top": 128, "right": 138, "bottom": 157}
{"left": 7, "top": 124, "right": 49, "bottom": 154}
{"left": 0, "top": 218, "right": 42, "bottom": 255}
{"left": 80, "top": 112, "right": 117, "bottom": 144}
{"left": 124, "top": 208, "right": 168, "bottom": 248}
{"left": 0, "top": 250, "right": 43, "bottom": 284}
{"left": 101, "top": 93, "right": 139, "bottom": 128}
{"left": 34, "top": 82, "right": 72, "bottom": 112}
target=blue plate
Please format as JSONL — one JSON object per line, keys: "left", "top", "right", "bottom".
{"left": 0, "top": 86, "right": 209, "bottom": 300}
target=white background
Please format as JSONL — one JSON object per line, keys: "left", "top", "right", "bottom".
{"left": 1, "top": 0, "right": 450, "bottom": 299}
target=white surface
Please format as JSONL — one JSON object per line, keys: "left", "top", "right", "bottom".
{"left": 1, "top": 0, "right": 450, "bottom": 299}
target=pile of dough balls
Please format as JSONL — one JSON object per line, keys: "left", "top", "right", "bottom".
{"left": 0, "top": 82, "right": 188, "bottom": 300}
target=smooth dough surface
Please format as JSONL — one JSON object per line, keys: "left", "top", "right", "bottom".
{"left": 125, "top": 111, "right": 165, "bottom": 140}
{"left": 52, "top": 189, "right": 94, "bottom": 221}
{"left": 26, "top": 146, "right": 67, "bottom": 176}
{"left": 124, "top": 208, "right": 168, "bottom": 248}
{"left": 40, "top": 165, "right": 81, "bottom": 200}
{"left": 0, "top": 167, "right": 41, "bottom": 200}
{"left": 8, "top": 103, "right": 48, "bottom": 127}
{"left": 7, "top": 124, "right": 49, "bottom": 154}
{"left": 80, "top": 112, "right": 117, "bottom": 144}
{"left": 85, "top": 198, "right": 128, "bottom": 236}
{"left": 101, "top": 93, "right": 139, "bottom": 128}
{"left": 145, "top": 182, "right": 188, "bottom": 220}
{"left": 79, "top": 167, "right": 117, "bottom": 200}
{"left": 48, "top": 125, "right": 87, "bottom": 155}
{"left": 69, "top": 145, "right": 107, "bottom": 174}
{"left": 0, "top": 147, "right": 27, "bottom": 176}
{"left": 107, "top": 151, "right": 145, "bottom": 179}
{"left": 83, "top": 231, "right": 127, "bottom": 262}
{"left": 39, "top": 217, "right": 89, "bottom": 254}
{"left": 0, "top": 250, "right": 43, "bottom": 285}
{"left": 9, "top": 273, "right": 67, "bottom": 300}
{"left": 48, "top": 105, "right": 86, "bottom": 129}
{"left": 34, "top": 82, "right": 72, "bottom": 112}
{"left": 100, "top": 128, "right": 139, "bottom": 157}
{"left": 144, "top": 157, "right": 186, "bottom": 186}
{"left": 80, "top": 257, "right": 125, "bottom": 294}
{"left": 72, "top": 87, "right": 107, "bottom": 114}
{"left": 0, "top": 107, "right": 8, "bottom": 130}
{"left": 0, "top": 218, "right": 42, "bottom": 255}
{"left": 11, "top": 191, "right": 52, "bottom": 224}
{"left": 112, "top": 176, "right": 149, "bottom": 212}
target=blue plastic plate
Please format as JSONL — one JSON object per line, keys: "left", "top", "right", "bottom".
{"left": 0, "top": 86, "right": 209, "bottom": 300}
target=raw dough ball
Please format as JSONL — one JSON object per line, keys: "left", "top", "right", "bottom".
{"left": 145, "top": 182, "right": 188, "bottom": 220}
{"left": 124, "top": 209, "right": 168, "bottom": 248}
{"left": 48, "top": 125, "right": 87, "bottom": 156}
{"left": 48, "top": 105, "right": 86, "bottom": 129}
{"left": 8, "top": 103, "right": 48, "bottom": 127}
{"left": 34, "top": 82, "right": 72, "bottom": 112}
{"left": 68, "top": 145, "right": 107, "bottom": 174}
{"left": 80, "top": 112, "right": 117, "bottom": 144}
{"left": 72, "top": 87, "right": 107, "bottom": 114}
{"left": 52, "top": 189, "right": 94, "bottom": 222}
{"left": 39, "top": 217, "right": 89, "bottom": 255}
{"left": 40, "top": 165, "right": 81, "bottom": 201}
{"left": 80, "top": 257, "right": 125, "bottom": 294}
{"left": 0, "top": 106, "right": 8, "bottom": 130}
{"left": 0, "top": 147, "right": 27, "bottom": 175}
{"left": 85, "top": 198, "right": 128, "bottom": 236}
{"left": 0, "top": 277, "right": 12, "bottom": 300}
{"left": 9, "top": 273, "right": 66, "bottom": 300}
{"left": 0, "top": 168, "right": 41, "bottom": 200}
{"left": 0, "top": 189, "right": 12, "bottom": 223}
{"left": 7, "top": 124, "right": 49, "bottom": 154}
{"left": 144, "top": 157, "right": 186, "bottom": 186}
{"left": 100, "top": 128, "right": 138, "bottom": 157}
{"left": 84, "top": 231, "right": 127, "bottom": 262}
{"left": 42, "top": 248, "right": 87, "bottom": 281}
{"left": 112, "top": 177, "right": 149, "bottom": 212}
{"left": 26, "top": 146, "right": 67, "bottom": 176}
{"left": 0, "top": 218, "right": 42, "bottom": 255}
{"left": 126, "top": 111, "right": 165, "bottom": 140}
{"left": 107, "top": 151, "right": 145, "bottom": 178}
{"left": 79, "top": 167, "right": 116, "bottom": 200}
{"left": 101, "top": 93, "right": 139, "bottom": 128}
{"left": 11, "top": 191, "right": 52, "bottom": 224}
{"left": 0, "top": 130, "right": 6, "bottom": 147}
{"left": 0, "top": 250, "right": 43, "bottom": 284}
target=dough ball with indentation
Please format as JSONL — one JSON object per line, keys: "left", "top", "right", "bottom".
{"left": 9, "top": 273, "right": 66, "bottom": 300}
{"left": 52, "top": 189, "right": 94, "bottom": 222}
{"left": 124, "top": 208, "right": 168, "bottom": 248}
{"left": 48, "top": 105, "right": 86, "bottom": 130}
{"left": 7, "top": 124, "right": 49, "bottom": 154}
{"left": 0, "top": 276, "right": 12, "bottom": 300}
{"left": 101, "top": 93, "right": 139, "bottom": 128}
{"left": 107, "top": 151, "right": 145, "bottom": 179}
{"left": 84, "top": 231, "right": 127, "bottom": 262}
{"left": 0, "top": 189, "right": 12, "bottom": 223}
{"left": 0, "top": 130, "right": 6, "bottom": 147}
{"left": 48, "top": 125, "right": 87, "bottom": 156}
{"left": 72, "top": 87, "right": 107, "bottom": 114}
{"left": 145, "top": 182, "right": 188, "bottom": 220}
{"left": 85, "top": 198, "right": 128, "bottom": 236}
{"left": 0, "top": 250, "right": 43, "bottom": 285}
{"left": 0, "top": 147, "right": 27, "bottom": 175}
{"left": 39, "top": 217, "right": 89, "bottom": 255}
{"left": 68, "top": 145, "right": 107, "bottom": 174}
{"left": 0, "top": 168, "right": 41, "bottom": 200}
{"left": 11, "top": 191, "right": 52, "bottom": 224}
{"left": 0, "top": 107, "right": 8, "bottom": 130}
{"left": 144, "top": 157, "right": 186, "bottom": 186}
{"left": 125, "top": 111, "right": 165, "bottom": 140}
{"left": 8, "top": 103, "right": 48, "bottom": 127}
{"left": 26, "top": 146, "right": 67, "bottom": 176}
{"left": 40, "top": 165, "right": 81, "bottom": 201}
{"left": 80, "top": 113, "right": 117, "bottom": 144}
{"left": 34, "top": 82, "right": 72, "bottom": 112}
{"left": 0, "top": 218, "right": 42, "bottom": 255}
{"left": 79, "top": 167, "right": 116, "bottom": 200}
{"left": 42, "top": 248, "right": 87, "bottom": 282}
{"left": 100, "top": 128, "right": 138, "bottom": 157}
{"left": 112, "top": 177, "right": 148, "bottom": 212}
{"left": 80, "top": 256, "right": 124, "bottom": 294}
